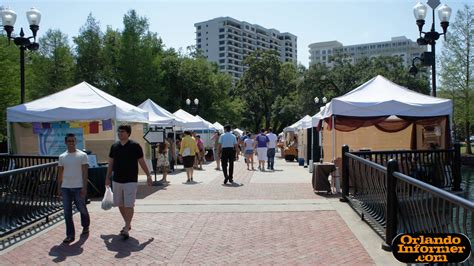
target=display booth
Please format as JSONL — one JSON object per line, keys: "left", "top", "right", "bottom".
{"left": 316, "top": 75, "right": 453, "bottom": 162}
{"left": 7, "top": 82, "right": 150, "bottom": 163}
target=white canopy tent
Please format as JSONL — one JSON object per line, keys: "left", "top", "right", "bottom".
{"left": 196, "top": 115, "right": 218, "bottom": 131}
{"left": 213, "top": 122, "right": 224, "bottom": 132}
{"left": 319, "top": 75, "right": 453, "bottom": 160}
{"left": 138, "top": 99, "right": 186, "bottom": 127}
{"left": 7, "top": 81, "right": 149, "bottom": 123}
{"left": 172, "top": 109, "right": 208, "bottom": 130}
{"left": 233, "top": 128, "right": 244, "bottom": 136}
{"left": 320, "top": 75, "right": 452, "bottom": 119}
{"left": 283, "top": 115, "right": 312, "bottom": 132}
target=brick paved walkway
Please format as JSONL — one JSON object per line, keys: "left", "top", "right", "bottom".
{"left": 0, "top": 158, "right": 388, "bottom": 265}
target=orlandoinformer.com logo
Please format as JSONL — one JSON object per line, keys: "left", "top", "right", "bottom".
{"left": 392, "top": 233, "right": 471, "bottom": 264}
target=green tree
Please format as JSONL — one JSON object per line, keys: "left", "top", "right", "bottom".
{"left": 236, "top": 50, "right": 283, "bottom": 131}
{"left": 29, "top": 29, "right": 75, "bottom": 99}
{"left": 100, "top": 26, "right": 122, "bottom": 95}
{"left": 74, "top": 13, "right": 103, "bottom": 86}
{"left": 0, "top": 36, "right": 22, "bottom": 139}
{"left": 116, "top": 10, "right": 163, "bottom": 105}
{"left": 439, "top": 4, "right": 474, "bottom": 154}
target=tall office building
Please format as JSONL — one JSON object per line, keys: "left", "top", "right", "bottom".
{"left": 308, "top": 36, "right": 426, "bottom": 67}
{"left": 195, "top": 17, "right": 297, "bottom": 82}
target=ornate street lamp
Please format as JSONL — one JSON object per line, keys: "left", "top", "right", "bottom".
{"left": 410, "top": 1, "right": 451, "bottom": 97}
{"left": 1, "top": 6, "right": 42, "bottom": 104}
{"left": 186, "top": 98, "right": 199, "bottom": 115}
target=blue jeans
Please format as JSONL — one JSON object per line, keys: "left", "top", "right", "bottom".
{"left": 61, "top": 187, "right": 90, "bottom": 238}
{"left": 267, "top": 148, "right": 276, "bottom": 169}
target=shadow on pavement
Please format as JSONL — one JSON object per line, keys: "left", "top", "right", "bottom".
{"left": 136, "top": 184, "right": 167, "bottom": 199}
{"left": 100, "top": 234, "right": 154, "bottom": 258}
{"left": 49, "top": 234, "right": 89, "bottom": 263}
{"left": 221, "top": 183, "right": 244, "bottom": 188}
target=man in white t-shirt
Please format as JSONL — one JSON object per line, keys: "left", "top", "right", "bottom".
{"left": 266, "top": 128, "right": 278, "bottom": 170}
{"left": 58, "top": 133, "right": 90, "bottom": 244}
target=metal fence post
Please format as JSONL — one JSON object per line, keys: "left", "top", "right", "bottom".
{"left": 340, "top": 145, "right": 349, "bottom": 202}
{"left": 452, "top": 143, "right": 462, "bottom": 191}
{"left": 383, "top": 159, "right": 398, "bottom": 251}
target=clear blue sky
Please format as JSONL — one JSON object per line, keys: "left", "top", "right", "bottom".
{"left": 5, "top": 0, "right": 470, "bottom": 67}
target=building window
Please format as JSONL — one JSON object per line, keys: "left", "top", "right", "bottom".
{"left": 219, "top": 59, "right": 225, "bottom": 63}
{"left": 219, "top": 28, "right": 224, "bottom": 32}
{"left": 219, "top": 47, "right": 225, "bottom": 51}
{"left": 219, "top": 34, "right": 225, "bottom": 39}
{"left": 220, "top": 65, "right": 225, "bottom": 69}
{"left": 197, "top": 44, "right": 201, "bottom": 49}
{"left": 219, "top": 53, "right": 225, "bottom": 57}
{"left": 197, "top": 38, "right": 201, "bottom": 43}
{"left": 197, "top": 33, "right": 201, "bottom": 37}
{"left": 219, "top": 41, "right": 225, "bottom": 45}
{"left": 197, "top": 26, "right": 201, "bottom": 30}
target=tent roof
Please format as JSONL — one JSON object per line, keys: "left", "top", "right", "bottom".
{"left": 196, "top": 115, "right": 217, "bottom": 130}
{"left": 213, "top": 122, "right": 224, "bottom": 131}
{"left": 7, "top": 81, "right": 149, "bottom": 123}
{"left": 321, "top": 75, "right": 452, "bottom": 118}
{"left": 138, "top": 99, "right": 186, "bottom": 127}
{"left": 284, "top": 115, "right": 312, "bottom": 132}
{"left": 173, "top": 109, "right": 208, "bottom": 129}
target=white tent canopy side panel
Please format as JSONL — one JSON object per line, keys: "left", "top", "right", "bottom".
{"left": 7, "top": 81, "right": 149, "bottom": 123}
{"left": 138, "top": 99, "right": 186, "bottom": 127}
{"left": 320, "top": 75, "right": 452, "bottom": 118}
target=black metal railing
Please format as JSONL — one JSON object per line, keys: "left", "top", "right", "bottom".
{"left": 350, "top": 143, "right": 461, "bottom": 190}
{"left": 0, "top": 154, "right": 58, "bottom": 172}
{"left": 341, "top": 145, "right": 472, "bottom": 253}
{"left": 0, "top": 161, "right": 61, "bottom": 238}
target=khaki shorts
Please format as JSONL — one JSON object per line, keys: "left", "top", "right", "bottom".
{"left": 112, "top": 181, "right": 138, "bottom": 208}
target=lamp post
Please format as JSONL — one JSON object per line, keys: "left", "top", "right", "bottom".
{"left": 313, "top": 96, "right": 327, "bottom": 163}
{"left": 410, "top": 1, "right": 451, "bottom": 97}
{"left": 186, "top": 98, "right": 199, "bottom": 115}
{"left": 1, "top": 7, "right": 41, "bottom": 104}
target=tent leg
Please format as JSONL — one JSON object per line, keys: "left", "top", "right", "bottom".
{"left": 332, "top": 116, "right": 336, "bottom": 161}
{"left": 7, "top": 122, "right": 12, "bottom": 154}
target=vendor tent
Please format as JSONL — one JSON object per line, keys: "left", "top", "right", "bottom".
{"left": 283, "top": 115, "right": 312, "bottom": 132}
{"left": 318, "top": 75, "right": 453, "bottom": 161}
{"left": 7, "top": 81, "right": 149, "bottom": 123}
{"left": 138, "top": 99, "right": 186, "bottom": 127}
{"left": 320, "top": 75, "right": 452, "bottom": 118}
{"left": 173, "top": 109, "right": 208, "bottom": 129}
{"left": 196, "top": 115, "right": 217, "bottom": 130}
{"left": 213, "top": 122, "right": 224, "bottom": 132}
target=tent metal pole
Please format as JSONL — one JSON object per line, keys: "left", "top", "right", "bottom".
{"left": 7, "top": 122, "right": 12, "bottom": 154}
{"left": 332, "top": 116, "right": 336, "bottom": 161}
{"left": 311, "top": 127, "right": 314, "bottom": 162}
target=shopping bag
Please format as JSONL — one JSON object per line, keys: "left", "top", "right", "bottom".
{"left": 101, "top": 186, "right": 114, "bottom": 210}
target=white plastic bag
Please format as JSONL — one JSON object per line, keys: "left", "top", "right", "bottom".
{"left": 101, "top": 186, "right": 114, "bottom": 210}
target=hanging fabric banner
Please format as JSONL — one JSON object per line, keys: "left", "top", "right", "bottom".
{"left": 38, "top": 128, "right": 84, "bottom": 155}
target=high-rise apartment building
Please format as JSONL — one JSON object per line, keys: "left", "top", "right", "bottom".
{"left": 195, "top": 17, "right": 297, "bottom": 82}
{"left": 308, "top": 36, "right": 426, "bottom": 67}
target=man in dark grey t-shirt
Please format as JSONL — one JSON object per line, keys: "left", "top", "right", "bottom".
{"left": 105, "top": 125, "right": 152, "bottom": 239}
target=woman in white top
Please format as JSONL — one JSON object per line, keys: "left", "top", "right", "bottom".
{"left": 243, "top": 133, "right": 255, "bottom": 171}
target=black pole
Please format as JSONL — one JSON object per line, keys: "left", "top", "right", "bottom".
{"left": 453, "top": 143, "right": 462, "bottom": 191}
{"left": 151, "top": 144, "right": 158, "bottom": 184}
{"left": 20, "top": 45, "right": 26, "bottom": 104}
{"left": 383, "top": 159, "right": 398, "bottom": 251}
{"left": 431, "top": 8, "right": 437, "bottom": 97}
{"left": 340, "top": 145, "right": 349, "bottom": 202}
